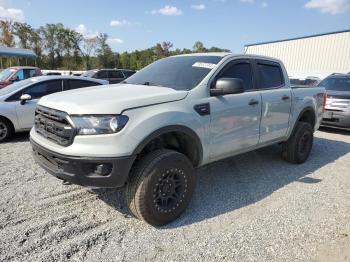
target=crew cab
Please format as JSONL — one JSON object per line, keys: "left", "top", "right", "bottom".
{"left": 30, "top": 53, "right": 326, "bottom": 226}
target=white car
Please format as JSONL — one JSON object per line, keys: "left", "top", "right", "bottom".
{"left": 0, "top": 76, "right": 108, "bottom": 142}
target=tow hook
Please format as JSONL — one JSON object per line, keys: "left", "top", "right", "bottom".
{"left": 62, "top": 180, "right": 71, "bottom": 185}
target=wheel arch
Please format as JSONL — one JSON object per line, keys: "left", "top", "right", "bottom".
{"left": 297, "top": 107, "right": 316, "bottom": 129}
{"left": 132, "top": 125, "right": 203, "bottom": 167}
{"left": 0, "top": 115, "right": 15, "bottom": 132}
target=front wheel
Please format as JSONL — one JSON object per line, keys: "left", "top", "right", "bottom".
{"left": 126, "top": 149, "right": 197, "bottom": 226}
{"left": 282, "top": 122, "right": 313, "bottom": 164}
{"left": 0, "top": 118, "right": 13, "bottom": 143}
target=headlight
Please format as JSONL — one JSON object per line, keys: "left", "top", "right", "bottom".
{"left": 70, "top": 115, "right": 129, "bottom": 135}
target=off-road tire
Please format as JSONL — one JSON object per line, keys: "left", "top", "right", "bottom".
{"left": 126, "top": 149, "right": 196, "bottom": 226}
{"left": 282, "top": 122, "right": 313, "bottom": 164}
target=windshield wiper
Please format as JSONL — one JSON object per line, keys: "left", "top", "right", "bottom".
{"left": 141, "top": 81, "right": 166, "bottom": 87}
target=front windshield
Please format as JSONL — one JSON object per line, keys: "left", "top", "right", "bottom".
{"left": 125, "top": 55, "right": 223, "bottom": 90}
{"left": 0, "top": 78, "right": 34, "bottom": 96}
{"left": 0, "top": 68, "right": 16, "bottom": 81}
{"left": 318, "top": 77, "right": 350, "bottom": 91}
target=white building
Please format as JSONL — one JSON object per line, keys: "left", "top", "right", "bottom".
{"left": 244, "top": 30, "right": 350, "bottom": 79}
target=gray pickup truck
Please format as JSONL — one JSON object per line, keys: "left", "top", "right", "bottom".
{"left": 30, "top": 53, "right": 326, "bottom": 226}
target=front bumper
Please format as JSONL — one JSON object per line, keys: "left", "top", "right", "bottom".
{"left": 31, "top": 139, "right": 136, "bottom": 188}
{"left": 322, "top": 110, "right": 350, "bottom": 128}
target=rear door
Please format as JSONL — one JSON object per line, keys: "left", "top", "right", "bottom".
{"left": 254, "top": 60, "right": 292, "bottom": 144}
{"left": 13, "top": 80, "right": 63, "bottom": 129}
{"left": 209, "top": 59, "right": 262, "bottom": 159}
{"left": 108, "top": 70, "right": 125, "bottom": 84}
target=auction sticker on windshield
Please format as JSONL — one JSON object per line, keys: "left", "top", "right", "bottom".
{"left": 192, "top": 62, "right": 216, "bottom": 69}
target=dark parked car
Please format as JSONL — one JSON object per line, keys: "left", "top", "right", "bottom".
{"left": 44, "top": 72, "right": 62, "bottom": 76}
{"left": 319, "top": 73, "right": 350, "bottom": 129}
{"left": 0, "top": 66, "right": 42, "bottom": 89}
{"left": 82, "top": 69, "right": 136, "bottom": 84}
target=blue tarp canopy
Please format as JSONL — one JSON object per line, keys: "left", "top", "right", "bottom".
{"left": 0, "top": 46, "right": 37, "bottom": 58}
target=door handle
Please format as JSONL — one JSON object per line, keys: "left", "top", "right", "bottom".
{"left": 248, "top": 99, "right": 259, "bottom": 106}
{"left": 282, "top": 95, "right": 290, "bottom": 100}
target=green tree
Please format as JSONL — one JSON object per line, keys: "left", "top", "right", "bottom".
{"left": 96, "top": 33, "right": 114, "bottom": 68}
{"left": 0, "top": 20, "right": 15, "bottom": 47}
{"left": 81, "top": 37, "right": 98, "bottom": 70}
{"left": 193, "top": 41, "right": 207, "bottom": 53}
{"left": 13, "top": 22, "right": 34, "bottom": 49}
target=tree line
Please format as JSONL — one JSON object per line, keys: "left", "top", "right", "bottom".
{"left": 0, "top": 21, "right": 230, "bottom": 70}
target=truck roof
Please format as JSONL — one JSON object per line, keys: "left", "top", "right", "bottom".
{"left": 175, "top": 52, "right": 283, "bottom": 64}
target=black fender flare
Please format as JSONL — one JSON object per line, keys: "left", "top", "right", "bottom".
{"left": 288, "top": 107, "right": 316, "bottom": 138}
{"left": 132, "top": 125, "right": 203, "bottom": 166}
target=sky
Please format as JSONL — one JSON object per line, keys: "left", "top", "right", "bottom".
{"left": 0, "top": 0, "right": 349, "bottom": 53}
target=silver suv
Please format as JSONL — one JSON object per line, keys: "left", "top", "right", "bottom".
{"left": 320, "top": 73, "right": 350, "bottom": 129}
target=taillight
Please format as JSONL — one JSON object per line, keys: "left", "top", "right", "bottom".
{"left": 322, "top": 93, "right": 327, "bottom": 112}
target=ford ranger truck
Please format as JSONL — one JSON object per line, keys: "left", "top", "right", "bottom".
{"left": 30, "top": 54, "right": 326, "bottom": 226}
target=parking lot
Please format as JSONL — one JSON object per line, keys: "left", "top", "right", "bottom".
{"left": 0, "top": 128, "right": 349, "bottom": 261}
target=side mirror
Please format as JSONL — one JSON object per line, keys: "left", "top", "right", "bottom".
{"left": 10, "top": 75, "right": 19, "bottom": 82}
{"left": 210, "top": 78, "right": 244, "bottom": 96}
{"left": 20, "top": 94, "right": 32, "bottom": 105}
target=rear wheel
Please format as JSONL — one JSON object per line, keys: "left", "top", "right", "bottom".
{"left": 282, "top": 122, "right": 313, "bottom": 164}
{"left": 0, "top": 118, "right": 13, "bottom": 143}
{"left": 126, "top": 149, "right": 196, "bottom": 226}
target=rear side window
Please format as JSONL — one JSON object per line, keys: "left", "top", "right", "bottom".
{"left": 257, "top": 62, "right": 284, "bottom": 89}
{"left": 96, "top": 71, "right": 108, "bottom": 78}
{"left": 216, "top": 61, "right": 253, "bottom": 91}
{"left": 109, "top": 70, "right": 124, "bottom": 78}
{"left": 65, "top": 80, "right": 101, "bottom": 90}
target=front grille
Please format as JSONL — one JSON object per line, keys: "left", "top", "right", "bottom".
{"left": 35, "top": 106, "right": 75, "bottom": 146}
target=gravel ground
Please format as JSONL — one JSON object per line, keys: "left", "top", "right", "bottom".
{"left": 0, "top": 128, "right": 349, "bottom": 262}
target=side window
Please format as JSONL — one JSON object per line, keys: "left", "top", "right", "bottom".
{"left": 65, "top": 80, "right": 100, "bottom": 90}
{"left": 122, "top": 70, "right": 135, "bottom": 78}
{"left": 23, "top": 69, "right": 37, "bottom": 79}
{"left": 216, "top": 61, "right": 253, "bottom": 91}
{"left": 96, "top": 71, "right": 108, "bottom": 78}
{"left": 23, "top": 80, "right": 62, "bottom": 99}
{"left": 257, "top": 62, "right": 284, "bottom": 89}
{"left": 15, "top": 69, "right": 25, "bottom": 80}
{"left": 109, "top": 70, "right": 124, "bottom": 78}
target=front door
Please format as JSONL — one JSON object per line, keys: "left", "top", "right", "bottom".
{"left": 209, "top": 59, "right": 262, "bottom": 159}
{"left": 15, "top": 80, "right": 63, "bottom": 129}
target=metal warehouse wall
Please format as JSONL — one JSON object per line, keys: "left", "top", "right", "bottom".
{"left": 245, "top": 31, "right": 350, "bottom": 79}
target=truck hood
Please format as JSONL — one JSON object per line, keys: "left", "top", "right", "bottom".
{"left": 38, "top": 84, "right": 188, "bottom": 115}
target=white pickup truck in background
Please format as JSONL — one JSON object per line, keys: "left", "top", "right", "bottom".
{"left": 30, "top": 53, "right": 326, "bottom": 226}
